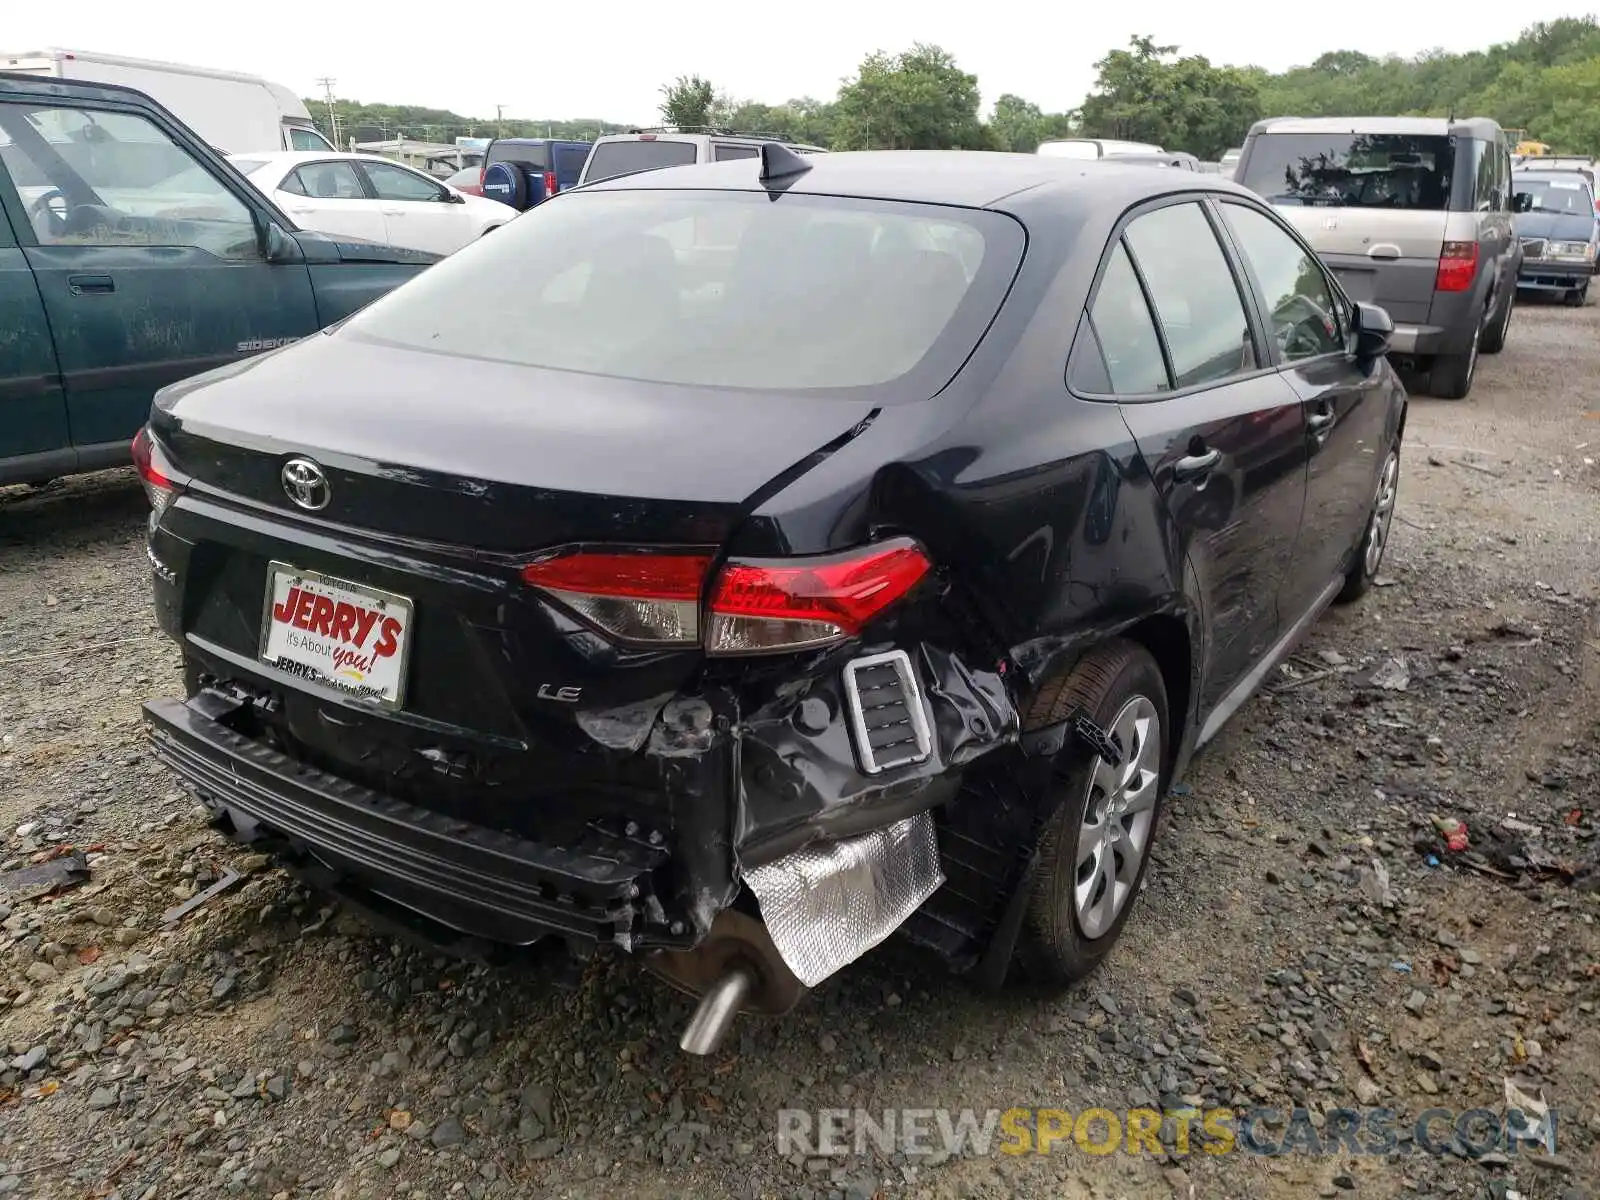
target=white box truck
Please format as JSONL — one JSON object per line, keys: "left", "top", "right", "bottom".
{"left": 0, "top": 48, "right": 336, "bottom": 154}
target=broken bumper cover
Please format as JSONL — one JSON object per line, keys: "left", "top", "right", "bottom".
{"left": 744, "top": 812, "right": 945, "bottom": 987}
{"left": 141, "top": 696, "right": 676, "bottom": 950}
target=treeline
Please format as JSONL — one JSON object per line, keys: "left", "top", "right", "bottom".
{"left": 307, "top": 17, "right": 1600, "bottom": 161}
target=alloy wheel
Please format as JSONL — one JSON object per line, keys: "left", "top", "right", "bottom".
{"left": 1364, "top": 450, "right": 1400, "bottom": 578}
{"left": 1073, "top": 695, "right": 1162, "bottom": 940}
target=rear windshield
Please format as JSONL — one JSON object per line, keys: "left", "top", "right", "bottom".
{"left": 340, "top": 189, "right": 1025, "bottom": 399}
{"left": 1514, "top": 175, "right": 1595, "bottom": 214}
{"left": 1240, "top": 133, "right": 1456, "bottom": 210}
{"left": 554, "top": 144, "right": 589, "bottom": 177}
{"left": 584, "top": 139, "right": 698, "bottom": 182}
{"left": 489, "top": 141, "right": 549, "bottom": 169}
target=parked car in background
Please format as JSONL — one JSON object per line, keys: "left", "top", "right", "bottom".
{"left": 443, "top": 165, "right": 484, "bottom": 196}
{"left": 1512, "top": 170, "right": 1599, "bottom": 305}
{"left": 1037, "top": 137, "right": 1163, "bottom": 159}
{"left": 577, "top": 129, "right": 826, "bottom": 185}
{"left": 0, "top": 48, "right": 334, "bottom": 153}
{"left": 478, "top": 137, "right": 592, "bottom": 210}
{"left": 1513, "top": 155, "right": 1600, "bottom": 214}
{"left": 1236, "top": 115, "right": 1524, "bottom": 399}
{"left": 1105, "top": 151, "right": 1201, "bottom": 171}
{"left": 0, "top": 73, "right": 434, "bottom": 488}
{"left": 137, "top": 148, "right": 1405, "bottom": 1057}
{"left": 230, "top": 152, "right": 510, "bottom": 256}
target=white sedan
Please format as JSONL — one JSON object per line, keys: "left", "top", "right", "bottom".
{"left": 228, "top": 152, "right": 510, "bottom": 256}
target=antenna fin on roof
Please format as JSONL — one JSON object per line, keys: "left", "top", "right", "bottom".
{"left": 758, "top": 141, "right": 812, "bottom": 186}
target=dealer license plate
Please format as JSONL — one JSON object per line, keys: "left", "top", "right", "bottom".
{"left": 259, "top": 561, "right": 413, "bottom": 710}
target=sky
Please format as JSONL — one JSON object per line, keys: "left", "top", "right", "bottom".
{"left": 7, "top": 3, "right": 1594, "bottom": 124}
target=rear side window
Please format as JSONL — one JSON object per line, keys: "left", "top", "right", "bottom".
{"left": 713, "top": 143, "right": 760, "bottom": 162}
{"left": 1087, "top": 244, "right": 1169, "bottom": 394}
{"left": 1124, "top": 203, "right": 1257, "bottom": 389}
{"left": 1220, "top": 203, "right": 1343, "bottom": 361}
{"left": 584, "top": 139, "right": 698, "bottom": 182}
{"left": 1240, "top": 133, "right": 1456, "bottom": 211}
{"left": 340, "top": 190, "right": 1024, "bottom": 399}
{"left": 489, "top": 141, "right": 549, "bottom": 169}
{"left": 554, "top": 144, "right": 589, "bottom": 176}
{"left": 292, "top": 162, "right": 366, "bottom": 199}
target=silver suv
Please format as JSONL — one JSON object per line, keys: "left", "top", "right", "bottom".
{"left": 578, "top": 128, "right": 827, "bottom": 185}
{"left": 1235, "top": 116, "right": 1524, "bottom": 399}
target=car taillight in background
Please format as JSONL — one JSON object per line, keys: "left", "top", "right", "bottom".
{"left": 520, "top": 538, "right": 932, "bottom": 654}
{"left": 543, "top": 170, "right": 558, "bottom": 197}
{"left": 1435, "top": 241, "right": 1480, "bottom": 292}
{"left": 131, "top": 427, "right": 183, "bottom": 517}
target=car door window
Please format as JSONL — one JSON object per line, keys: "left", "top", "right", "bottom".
{"left": 291, "top": 162, "right": 366, "bottom": 199}
{"left": 1219, "top": 203, "right": 1344, "bottom": 362}
{"left": 1086, "top": 241, "right": 1169, "bottom": 394}
{"left": 362, "top": 162, "right": 448, "bottom": 203}
{"left": 1123, "top": 202, "right": 1257, "bottom": 389}
{"left": 713, "top": 143, "right": 760, "bottom": 162}
{"left": 288, "top": 127, "right": 331, "bottom": 151}
{"left": 0, "top": 102, "right": 259, "bottom": 260}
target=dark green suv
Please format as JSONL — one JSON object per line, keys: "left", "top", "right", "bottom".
{"left": 0, "top": 72, "right": 436, "bottom": 488}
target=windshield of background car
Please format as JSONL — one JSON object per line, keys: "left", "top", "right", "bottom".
{"left": 340, "top": 189, "right": 1026, "bottom": 399}
{"left": 583, "top": 140, "right": 698, "bottom": 181}
{"left": 1241, "top": 133, "right": 1456, "bottom": 209}
{"left": 1515, "top": 175, "right": 1596, "bottom": 215}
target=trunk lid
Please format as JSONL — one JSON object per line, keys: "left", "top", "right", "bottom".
{"left": 153, "top": 329, "right": 878, "bottom": 551}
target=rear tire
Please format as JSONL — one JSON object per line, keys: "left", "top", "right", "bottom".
{"left": 1481, "top": 287, "right": 1514, "bottom": 354}
{"left": 1336, "top": 443, "right": 1400, "bottom": 604}
{"left": 1429, "top": 317, "right": 1481, "bottom": 399}
{"left": 1017, "top": 641, "right": 1169, "bottom": 987}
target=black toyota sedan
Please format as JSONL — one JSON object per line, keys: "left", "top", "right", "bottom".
{"left": 137, "top": 148, "right": 1406, "bottom": 1054}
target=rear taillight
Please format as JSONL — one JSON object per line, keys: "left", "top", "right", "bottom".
{"left": 131, "top": 427, "right": 182, "bottom": 517}
{"left": 706, "top": 540, "right": 931, "bottom": 654}
{"left": 521, "top": 550, "right": 710, "bottom": 645}
{"left": 478, "top": 165, "right": 486, "bottom": 191}
{"left": 519, "top": 538, "right": 932, "bottom": 654}
{"left": 1435, "top": 241, "right": 1479, "bottom": 292}
{"left": 543, "top": 170, "right": 557, "bottom": 197}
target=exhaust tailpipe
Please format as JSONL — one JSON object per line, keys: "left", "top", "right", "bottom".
{"left": 646, "top": 909, "right": 806, "bottom": 1055}
{"left": 679, "top": 964, "right": 756, "bottom": 1055}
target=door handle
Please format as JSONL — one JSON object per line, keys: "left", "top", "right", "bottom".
{"left": 288, "top": 207, "right": 313, "bottom": 215}
{"left": 1173, "top": 447, "right": 1221, "bottom": 482}
{"left": 382, "top": 209, "right": 404, "bottom": 216}
{"left": 67, "top": 274, "right": 114, "bottom": 296}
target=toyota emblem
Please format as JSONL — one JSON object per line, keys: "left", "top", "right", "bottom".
{"left": 281, "top": 457, "right": 331, "bottom": 511}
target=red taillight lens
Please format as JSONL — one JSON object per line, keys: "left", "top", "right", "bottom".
{"left": 131, "top": 427, "right": 180, "bottom": 516}
{"left": 543, "top": 170, "right": 558, "bottom": 197}
{"left": 521, "top": 551, "right": 711, "bottom": 645}
{"left": 706, "top": 539, "right": 931, "bottom": 655}
{"left": 1435, "top": 241, "right": 1479, "bottom": 292}
{"left": 519, "top": 539, "right": 932, "bottom": 653}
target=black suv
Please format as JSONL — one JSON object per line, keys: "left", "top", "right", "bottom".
{"left": 139, "top": 148, "right": 1406, "bottom": 1055}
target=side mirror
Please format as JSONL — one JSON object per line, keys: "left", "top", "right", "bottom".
{"left": 260, "top": 221, "right": 301, "bottom": 263}
{"left": 1513, "top": 191, "right": 1533, "bottom": 213}
{"left": 1353, "top": 301, "right": 1393, "bottom": 361}
{"left": 444, "top": 189, "right": 466, "bottom": 204}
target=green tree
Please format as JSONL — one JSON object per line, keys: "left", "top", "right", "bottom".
{"left": 833, "top": 44, "right": 985, "bottom": 150}
{"left": 659, "top": 75, "right": 716, "bottom": 129}
{"left": 1077, "top": 36, "right": 1261, "bottom": 159}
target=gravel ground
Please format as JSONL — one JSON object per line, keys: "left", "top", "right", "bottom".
{"left": 1, "top": 301, "right": 1597, "bottom": 1200}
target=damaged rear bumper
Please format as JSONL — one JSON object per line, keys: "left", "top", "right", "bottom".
{"left": 142, "top": 640, "right": 1022, "bottom": 1038}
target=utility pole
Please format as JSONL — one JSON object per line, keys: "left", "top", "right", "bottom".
{"left": 316, "top": 77, "right": 340, "bottom": 145}
{"left": 496, "top": 105, "right": 506, "bottom": 136}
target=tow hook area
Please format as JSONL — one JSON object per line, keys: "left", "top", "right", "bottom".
{"left": 646, "top": 910, "right": 806, "bottom": 1056}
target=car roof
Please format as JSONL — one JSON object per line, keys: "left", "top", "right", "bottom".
{"left": 491, "top": 136, "right": 591, "bottom": 147}
{"left": 1248, "top": 115, "right": 1503, "bottom": 140}
{"left": 590, "top": 131, "right": 826, "bottom": 150}
{"left": 578, "top": 149, "right": 1254, "bottom": 211}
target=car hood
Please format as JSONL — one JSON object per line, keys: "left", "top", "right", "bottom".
{"left": 291, "top": 228, "right": 442, "bottom": 266}
{"left": 1515, "top": 212, "right": 1595, "bottom": 242}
